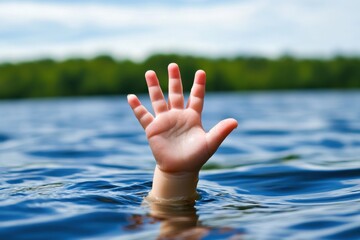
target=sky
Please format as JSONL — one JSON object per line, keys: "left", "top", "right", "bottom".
{"left": 0, "top": 0, "right": 359, "bottom": 62}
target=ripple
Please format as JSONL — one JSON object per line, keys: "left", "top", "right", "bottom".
{"left": 262, "top": 145, "right": 293, "bottom": 152}
{"left": 242, "top": 129, "right": 290, "bottom": 136}
{"left": 327, "top": 224, "right": 360, "bottom": 239}
{"left": 288, "top": 191, "right": 360, "bottom": 204}
{"left": 0, "top": 133, "right": 10, "bottom": 142}
{"left": 97, "top": 132, "right": 138, "bottom": 139}
{"left": 8, "top": 167, "right": 82, "bottom": 178}
{"left": 67, "top": 180, "right": 118, "bottom": 191}
{"left": 320, "top": 139, "right": 345, "bottom": 149}
{"left": 96, "top": 132, "right": 147, "bottom": 145}
{"left": 203, "top": 165, "right": 360, "bottom": 198}
{"left": 291, "top": 220, "right": 346, "bottom": 230}
{"left": 217, "top": 146, "right": 248, "bottom": 155}
{"left": 26, "top": 149, "right": 109, "bottom": 159}
{"left": 0, "top": 211, "right": 129, "bottom": 240}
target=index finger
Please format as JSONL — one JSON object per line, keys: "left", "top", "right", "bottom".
{"left": 187, "top": 70, "right": 206, "bottom": 114}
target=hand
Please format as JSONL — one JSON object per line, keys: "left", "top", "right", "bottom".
{"left": 128, "top": 63, "right": 237, "bottom": 200}
{"left": 128, "top": 63, "right": 238, "bottom": 174}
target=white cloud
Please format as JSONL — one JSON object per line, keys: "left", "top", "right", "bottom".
{"left": 0, "top": 0, "right": 359, "bottom": 62}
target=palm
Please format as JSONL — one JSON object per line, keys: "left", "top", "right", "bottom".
{"left": 128, "top": 63, "right": 237, "bottom": 174}
{"left": 146, "top": 109, "right": 209, "bottom": 172}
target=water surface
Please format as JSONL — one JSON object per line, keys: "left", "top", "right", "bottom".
{"left": 0, "top": 91, "right": 360, "bottom": 239}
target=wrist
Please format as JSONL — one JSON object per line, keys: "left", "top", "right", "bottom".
{"left": 147, "top": 165, "right": 199, "bottom": 203}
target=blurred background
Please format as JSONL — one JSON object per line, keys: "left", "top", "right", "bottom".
{"left": 0, "top": 0, "right": 359, "bottom": 98}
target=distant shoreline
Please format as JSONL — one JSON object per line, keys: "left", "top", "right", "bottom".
{"left": 0, "top": 54, "right": 359, "bottom": 99}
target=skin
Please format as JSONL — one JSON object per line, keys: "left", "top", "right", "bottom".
{"left": 127, "top": 63, "right": 238, "bottom": 201}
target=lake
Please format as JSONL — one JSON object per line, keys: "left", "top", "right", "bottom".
{"left": 0, "top": 91, "right": 360, "bottom": 239}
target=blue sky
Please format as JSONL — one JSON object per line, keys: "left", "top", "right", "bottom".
{"left": 0, "top": 0, "right": 359, "bottom": 62}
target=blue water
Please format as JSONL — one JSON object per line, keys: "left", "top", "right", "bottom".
{"left": 0, "top": 91, "right": 360, "bottom": 239}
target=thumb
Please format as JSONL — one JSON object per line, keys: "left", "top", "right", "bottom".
{"left": 206, "top": 118, "right": 238, "bottom": 156}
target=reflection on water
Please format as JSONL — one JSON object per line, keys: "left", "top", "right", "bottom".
{"left": 126, "top": 200, "right": 243, "bottom": 240}
{"left": 0, "top": 91, "right": 360, "bottom": 239}
{"left": 138, "top": 201, "right": 204, "bottom": 239}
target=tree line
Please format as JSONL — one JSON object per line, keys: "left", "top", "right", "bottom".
{"left": 0, "top": 54, "right": 359, "bottom": 99}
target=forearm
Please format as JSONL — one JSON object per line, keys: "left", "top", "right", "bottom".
{"left": 147, "top": 165, "right": 199, "bottom": 203}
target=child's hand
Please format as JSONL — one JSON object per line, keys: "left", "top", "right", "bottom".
{"left": 128, "top": 63, "right": 237, "bottom": 200}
